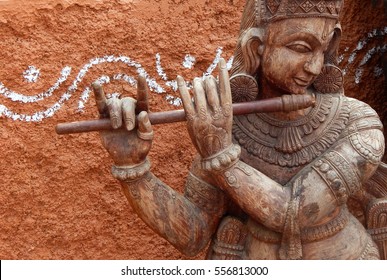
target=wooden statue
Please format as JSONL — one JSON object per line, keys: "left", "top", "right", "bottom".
{"left": 58, "top": 0, "right": 387, "bottom": 259}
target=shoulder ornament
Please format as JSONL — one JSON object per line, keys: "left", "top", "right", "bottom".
{"left": 349, "top": 130, "right": 385, "bottom": 164}
{"left": 342, "top": 97, "right": 383, "bottom": 136}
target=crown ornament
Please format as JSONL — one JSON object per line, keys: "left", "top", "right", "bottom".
{"left": 255, "top": 0, "right": 343, "bottom": 23}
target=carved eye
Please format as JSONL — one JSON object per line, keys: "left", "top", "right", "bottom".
{"left": 287, "top": 41, "right": 312, "bottom": 53}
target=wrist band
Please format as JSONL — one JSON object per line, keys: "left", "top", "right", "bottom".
{"left": 111, "top": 158, "right": 151, "bottom": 181}
{"left": 201, "top": 144, "right": 241, "bottom": 172}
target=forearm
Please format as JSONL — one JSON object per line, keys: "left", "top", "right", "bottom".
{"left": 210, "top": 158, "right": 290, "bottom": 231}
{"left": 116, "top": 165, "right": 225, "bottom": 256}
{"left": 211, "top": 126, "right": 384, "bottom": 232}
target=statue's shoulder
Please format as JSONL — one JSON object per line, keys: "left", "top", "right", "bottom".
{"left": 343, "top": 96, "right": 382, "bottom": 128}
{"left": 338, "top": 95, "right": 385, "bottom": 165}
{"left": 341, "top": 96, "right": 383, "bottom": 132}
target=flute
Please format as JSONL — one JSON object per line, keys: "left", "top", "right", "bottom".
{"left": 55, "top": 94, "right": 315, "bottom": 135}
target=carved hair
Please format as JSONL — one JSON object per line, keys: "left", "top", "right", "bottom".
{"left": 230, "top": 0, "right": 344, "bottom": 95}
{"left": 230, "top": 0, "right": 259, "bottom": 77}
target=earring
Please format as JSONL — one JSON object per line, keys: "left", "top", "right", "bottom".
{"left": 313, "top": 64, "right": 344, "bottom": 94}
{"left": 230, "top": 73, "right": 259, "bottom": 103}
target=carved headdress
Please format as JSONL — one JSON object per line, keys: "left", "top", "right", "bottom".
{"left": 231, "top": 0, "right": 344, "bottom": 102}
{"left": 257, "top": 0, "right": 343, "bottom": 23}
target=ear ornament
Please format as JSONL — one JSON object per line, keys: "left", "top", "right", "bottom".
{"left": 230, "top": 73, "right": 259, "bottom": 103}
{"left": 313, "top": 64, "right": 344, "bottom": 94}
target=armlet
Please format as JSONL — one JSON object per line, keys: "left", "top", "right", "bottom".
{"left": 313, "top": 151, "right": 361, "bottom": 205}
{"left": 349, "top": 129, "right": 385, "bottom": 165}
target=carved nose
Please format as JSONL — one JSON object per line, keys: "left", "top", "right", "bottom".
{"left": 304, "top": 54, "right": 324, "bottom": 76}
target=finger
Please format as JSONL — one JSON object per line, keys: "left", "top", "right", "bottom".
{"left": 177, "top": 76, "right": 196, "bottom": 120}
{"left": 218, "top": 58, "right": 232, "bottom": 109}
{"left": 204, "top": 75, "right": 220, "bottom": 111}
{"left": 121, "top": 97, "right": 136, "bottom": 131}
{"left": 137, "top": 111, "right": 154, "bottom": 141}
{"left": 193, "top": 77, "right": 208, "bottom": 120}
{"left": 92, "top": 82, "right": 108, "bottom": 116}
{"left": 136, "top": 75, "right": 149, "bottom": 114}
{"left": 106, "top": 97, "right": 122, "bottom": 129}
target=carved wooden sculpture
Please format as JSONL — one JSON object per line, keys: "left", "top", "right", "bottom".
{"left": 59, "top": 0, "right": 387, "bottom": 259}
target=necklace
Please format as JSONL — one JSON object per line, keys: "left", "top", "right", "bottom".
{"left": 233, "top": 93, "right": 350, "bottom": 167}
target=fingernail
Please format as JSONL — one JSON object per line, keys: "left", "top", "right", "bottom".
{"left": 177, "top": 76, "right": 185, "bottom": 87}
{"left": 92, "top": 82, "right": 101, "bottom": 90}
{"left": 125, "top": 118, "right": 135, "bottom": 130}
{"left": 209, "top": 75, "right": 216, "bottom": 84}
{"left": 140, "top": 111, "right": 150, "bottom": 123}
{"left": 112, "top": 120, "right": 119, "bottom": 129}
{"left": 144, "top": 112, "right": 150, "bottom": 123}
{"left": 219, "top": 58, "right": 227, "bottom": 69}
{"left": 193, "top": 77, "right": 203, "bottom": 85}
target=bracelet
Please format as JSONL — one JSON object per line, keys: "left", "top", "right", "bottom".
{"left": 201, "top": 144, "right": 241, "bottom": 172}
{"left": 111, "top": 158, "right": 151, "bottom": 181}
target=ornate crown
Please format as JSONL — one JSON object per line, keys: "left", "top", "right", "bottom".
{"left": 256, "top": 0, "right": 343, "bottom": 23}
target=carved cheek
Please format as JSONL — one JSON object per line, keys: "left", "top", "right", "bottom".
{"left": 280, "top": 51, "right": 303, "bottom": 80}
{"left": 304, "top": 53, "right": 324, "bottom": 76}
{"left": 262, "top": 49, "right": 286, "bottom": 79}
{"left": 286, "top": 52, "right": 310, "bottom": 72}
{"left": 274, "top": 48, "right": 304, "bottom": 74}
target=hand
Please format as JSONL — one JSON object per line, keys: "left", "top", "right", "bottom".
{"left": 178, "top": 58, "right": 233, "bottom": 159}
{"left": 92, "top": 75, "right": 153, "bottom": 166}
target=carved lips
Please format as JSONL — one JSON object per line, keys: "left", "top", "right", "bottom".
{"left": 293, "top": 77, "right": 312, "bottom": 87}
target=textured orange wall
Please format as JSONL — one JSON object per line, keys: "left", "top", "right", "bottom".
{"left": 0, "top": 0, "right": 385, "bottom": 259}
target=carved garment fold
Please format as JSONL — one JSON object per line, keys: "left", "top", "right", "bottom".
{"left": 279, "top": 177, "right": 303, "bottom": 260}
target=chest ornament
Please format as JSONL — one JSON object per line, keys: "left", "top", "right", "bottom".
{"left": 233, "top": 94, "right": 350, "bottom": 167}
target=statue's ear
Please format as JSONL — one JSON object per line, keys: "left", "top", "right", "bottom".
{"left": 240, "top": 27, "right": 265, "bottom": 75}
{"left": 313, "top": 24, "right": 344, "bottom": 94}
{"left": 325, "top": 23, "right": 342, "bottom": 64}
{"left": 230, "top": 28, "right": 265, "bottom": 103}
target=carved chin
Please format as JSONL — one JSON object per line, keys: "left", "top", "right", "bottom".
{"left": 268, "top": 78, "right": 308, "bottom": 96}
{"left": 291, "top": 87, "right": 308, "bottom": 95}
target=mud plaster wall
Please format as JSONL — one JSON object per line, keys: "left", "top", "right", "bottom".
{"left": 0, "top": 0, "right": 386, "bottom": 260}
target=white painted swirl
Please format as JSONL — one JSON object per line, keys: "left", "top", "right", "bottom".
{"left": 0, "top": 36, "right": 385, "bottom": 123}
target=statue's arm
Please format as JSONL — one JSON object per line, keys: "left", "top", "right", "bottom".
{"left": 117, "top": 161, "right": 226, "bottom": 257}
{"left": 210, "top": 125, "right": 385, "bottom": 232}
{"left": 90, "top": 78, "right": 226, "bottom": 256}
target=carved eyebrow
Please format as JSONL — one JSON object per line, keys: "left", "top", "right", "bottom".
{"left": 277, "top": 31, "right": 324, "bottom": 47}
{"left": 287, "top": 23, "right": 336, "bottom": 43}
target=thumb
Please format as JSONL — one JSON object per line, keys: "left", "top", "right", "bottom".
{"left": 137, "top": 111, "right": 154, "bottom": 141}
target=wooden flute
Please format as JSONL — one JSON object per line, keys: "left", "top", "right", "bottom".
{"left": 55, "top": 94, "right": 315, "bottom": 135}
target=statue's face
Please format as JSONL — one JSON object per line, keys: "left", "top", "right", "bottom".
{"left": 261, "top": 17, "right": 337, "bottom": 95}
